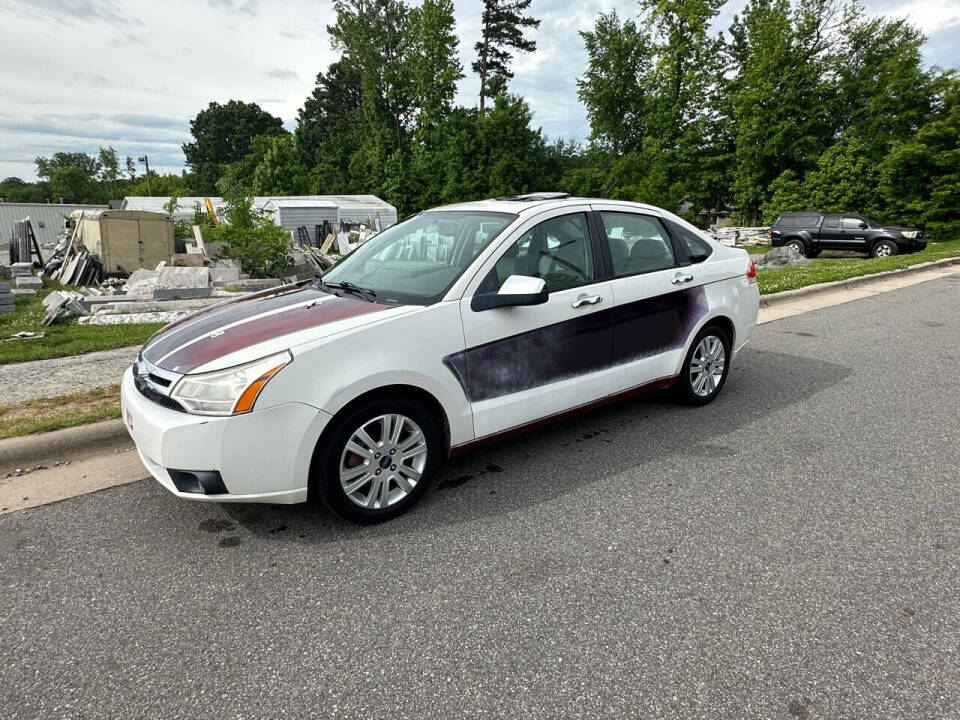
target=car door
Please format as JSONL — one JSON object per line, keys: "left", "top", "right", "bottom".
{"left": 455, "top": 206, "right": 613, "bottom": 439}
{"left": 591, "top": 206, "right": 710, "bottom": 395}
{"left": 818, "top": 213, "right": 843, "bottom": 249}
{"left": 840, "top": 215, "right": 869, "bottom": 250}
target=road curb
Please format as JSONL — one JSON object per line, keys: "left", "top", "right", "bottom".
{"left": 0, "top": 419, "right": 132, "bottom": 471}
{"left": 759, "top": 255, "right": 960, "bottom": 308}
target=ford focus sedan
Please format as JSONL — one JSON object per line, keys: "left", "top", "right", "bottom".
{"left": 121, "top": 193, "right": 759, "bottom": 521}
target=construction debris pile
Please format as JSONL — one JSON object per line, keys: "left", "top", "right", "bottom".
{"left": 710, "top": 226, "right": 770, "bottom": 247}
{"left": 0, "top": 204, "right": 390, "bottom": 330}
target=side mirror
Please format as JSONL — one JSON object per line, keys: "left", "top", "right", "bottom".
{"left": 471, "top": 275, "right": 548, "bottom": 311}
{"left": 859, "top": 221, "right": 868, "bottom": 229}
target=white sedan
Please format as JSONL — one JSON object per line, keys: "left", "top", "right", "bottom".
{"left": 121, "top": 193, "right": 759, "bottom": 521}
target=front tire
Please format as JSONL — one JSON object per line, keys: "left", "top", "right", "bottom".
{"left": 871, "top": 239, "right": 898, "bottom": 258}
{"left": 312, "top": 395, "right": 442, "bottom": 523}
{"left": 674, "top": 326, "right": 732, "bottom": 406}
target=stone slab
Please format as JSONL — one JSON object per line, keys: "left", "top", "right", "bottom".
{"left": 153, "top": 287, "right": 212, "bottom": 300}
{"left": 170, "top": 254, "right": 205, "bottom": 267}
{"left": 11, "top": 289, "right": 37, "bottom": 297}
{"left": 0, "top": 282, "right": 9, "bottom": 293}
{"left": 78, "top": 311, "right": 188, "bottom": 325}
{"left": 157, "top": 266, "right": 210, "bottom": 289}
{"left": 210, "top": 267, "right": 240, "bottom": 284}
{"left": 15, "top": 276, "right": 42, "bottom": 289}
{"left": 0, "top": 305, "right": 14, "bottom": 314}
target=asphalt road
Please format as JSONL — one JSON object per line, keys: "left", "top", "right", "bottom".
{"left": 2, "top": 277, "right": 960, "bottom": 720}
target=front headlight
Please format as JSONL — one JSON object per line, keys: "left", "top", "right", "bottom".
{"left": 170, "top": 351, "right": 293, "bottom": 416}
{"left": 901, "top": 230, "right": 919, "bottom": 239}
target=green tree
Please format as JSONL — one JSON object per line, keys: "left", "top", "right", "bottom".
{"left": 880, "top": 77, "right": 960, "bottom": 236}
{"left": 210, "top": 179, "right": 291, "bottom": 278}
{"left": 251, "top": 135, "right": 317, "bottom": 195}
{"left": 0, "top": 177, "right": 49, "bottom": 203}
{"left": 183, "top": 100, "right": 286, "bottom": 194}
{"left": 729, "top": 0, "right": 837, "bottom": 220}
{"left": 577, "top": 11, "right": 652, "bottom": 155}
{"left": 408, "top": 0, "right": 464, "bottom": 209}
{"left": 472, "top": 0, "right": 540, "bottom": 110}
{"left": 97, "top": 146, "right": 121, "bottom": 199}
{"left": 295, "top": 60, "right": 363, "bottom": 191}
{"left": 833, "top": 13, "right": 934, "bottom": 158}
{"left": 50, "top": 166, "right": 95, "bottom": 203}
{"left": 35, "top": 152, "right": 99, "bottom": 182}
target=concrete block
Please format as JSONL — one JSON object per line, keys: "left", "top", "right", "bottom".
{"left": 0, "top": 282, "right": 10, "bottom": 293}
{"left": 0, "top": 304, "right": 14, "bottom": 314}
{"left": 210, "top": 266, "right": 240, "bottom": 285}
{"left": 11, "top": 262, "right": 33, "bottom": 276}
{"left": 153, "top": 287, "right": 212, "bottom": 300}
{"left": 11, "top": 289, "right": 37, "bottom": 297}
{"left": 15, "top": 276, "right": 42, "bottom": 289}
{"left": 170, "top": 253, "right": 205, "bottom": 267}
{"left": 0, "top": 294, "right": 15, "bottom": 305}
{"left": 157, "top": 266, "right": 210, "bottom": 289}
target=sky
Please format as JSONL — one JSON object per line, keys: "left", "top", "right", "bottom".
{"left": 0, "top": 0, "right": 958, "bottom": 182}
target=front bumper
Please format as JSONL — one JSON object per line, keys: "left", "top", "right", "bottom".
{"left": 121, "top": 367, "right": 332, "bottom": 503}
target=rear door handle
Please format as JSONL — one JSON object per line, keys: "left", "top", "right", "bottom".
{"left": 671, "top": 273, "right": 694, "bottom": 285}
{"left": 571, "top": 294, "right": 603, "bottom": 308}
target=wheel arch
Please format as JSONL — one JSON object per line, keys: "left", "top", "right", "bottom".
{"left": 307, "top": 383, "right": 452, "bottom": 497}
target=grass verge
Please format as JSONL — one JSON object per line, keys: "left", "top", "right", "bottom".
{"left": 756, "top": 239, "right": 960, "bottom": 294}
{"left": 0, "top": 282, "right": 163, "bottom": 366}
{"left": 0, "top": 385, "right": 120, "bottom": 440}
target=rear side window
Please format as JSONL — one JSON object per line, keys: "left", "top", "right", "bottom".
{"left": 665, "top": 220, "right": 713, "bottom": 263}
{"left": 776, "top": 214, "right": 820, "bottom": 228}
{"left": 823, "top": 214, "right": 840, "bottom": 228}
{"left": 599, "top": 212, "right": 675, "bottom": 276}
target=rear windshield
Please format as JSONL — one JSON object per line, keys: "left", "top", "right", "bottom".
{"left": 775, "top": 214, "right": 820, "bottom": 227}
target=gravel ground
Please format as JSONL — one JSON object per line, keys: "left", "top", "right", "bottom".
{"left": 0, "top": 345, "right": 136, "bottom": 403}
{"left": 1, "top": 276, "right": 959, "bottom": 719}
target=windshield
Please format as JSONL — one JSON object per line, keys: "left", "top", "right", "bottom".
{"left": 864, "top": 216, "right": 884, "bottom": 227}
{"left": 321, "top": 210, "right": 516, "bottom": 304}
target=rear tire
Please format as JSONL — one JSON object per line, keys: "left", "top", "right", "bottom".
{"left": 784, "top": 238, "right": 807, "bottom": 257}
{"left": 871, "top": 239, "right": 898, "bottom": 258}
{"left": 312, "top": 395, "right": 442, "bottom": 523}
{"left": 674, "top": 326, "right": 732, "bottom": 406}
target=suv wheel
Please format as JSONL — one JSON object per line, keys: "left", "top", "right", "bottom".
{"left": 675, "top": 326, "right": 732, "bottom": 406}
{"left": 784, "top": 239, "right": 806, "bottom": 256}
{"left": 871, "top": 240, "right": 898, "bottom": 258}
{"left": 313, "top": 395, "right": 442, "bottom": 522}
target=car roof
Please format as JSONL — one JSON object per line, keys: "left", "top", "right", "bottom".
{"left": 430, "top": 196, "right": 668, "bottom": 218}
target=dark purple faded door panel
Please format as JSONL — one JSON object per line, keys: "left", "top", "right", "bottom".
{"left": 613, "top": 285, "right": 708, "bottom": 365}
{"left": 446, "top": 308, "right": 614, "bottom": 403}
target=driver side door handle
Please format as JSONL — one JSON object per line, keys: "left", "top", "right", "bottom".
{"left": 671, "top": 273, "right": 694, "bottom": 285}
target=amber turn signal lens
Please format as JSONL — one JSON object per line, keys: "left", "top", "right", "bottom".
{"left": 232, "top": 363, "right": 287, "bottom": 414}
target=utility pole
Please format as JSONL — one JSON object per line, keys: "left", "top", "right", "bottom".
{"left": 138, "top": 155, "right": 152, "bottom": 196}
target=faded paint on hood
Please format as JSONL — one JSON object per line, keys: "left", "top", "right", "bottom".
{"left": 142, "top": 283, "right": 390, "bottom": 373}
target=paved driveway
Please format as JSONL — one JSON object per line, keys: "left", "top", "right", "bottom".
{"left": 2, "top": 276, "right": 959, "bottom": 719}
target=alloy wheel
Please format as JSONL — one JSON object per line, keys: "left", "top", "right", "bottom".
{"left": 339, "top": 414, "right": 428, "bottom": 509}
{"left": 690, "top": 335, "right": 726, "bottom": 397}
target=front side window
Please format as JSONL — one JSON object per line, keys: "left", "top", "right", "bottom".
{"left": 322, "top": 210, "right": 515, "bottom": 304}
{"left": 841, "top": 217, "right": 863, "bottom": 229}
{"left": 600, "top": 212, "right": 675, "bottom": 275}
{"left": 480, "top": 213, "right": 595, "bottom": 294}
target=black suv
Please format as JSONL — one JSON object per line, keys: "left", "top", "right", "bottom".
{"left": 769, "top": 212, "right": 926, "bottom": 258}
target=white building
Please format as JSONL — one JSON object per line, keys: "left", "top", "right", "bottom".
{"left": 121, "top": 195, "right": 399, "bottom": 243}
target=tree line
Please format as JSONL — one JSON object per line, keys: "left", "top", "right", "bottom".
{"left": 3, "top": 0, "right": 958, "bottom": 235}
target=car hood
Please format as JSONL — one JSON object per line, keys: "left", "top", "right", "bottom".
{"left": 876, "top": 226, "right": 917, "bottom": 234}
{"left": 141, "top": 282, "right": 401, "bottom": 374}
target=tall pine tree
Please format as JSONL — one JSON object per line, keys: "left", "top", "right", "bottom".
{"left": 472, "top": 0, "right": 541, "bottom": 110}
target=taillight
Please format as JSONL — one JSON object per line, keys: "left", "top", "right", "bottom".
{"left": 746, "top": 261, "right": 757, "bottom": 283}
{"left": 767, "top": 230, "right": 773, "bottom": 239}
